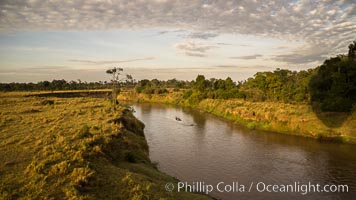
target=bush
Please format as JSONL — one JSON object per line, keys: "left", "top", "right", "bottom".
{"left": 183, "top": 90, "right": 193, "bottom": 99}
{"left": 142, "top": 87, "right": 154, "bottom": 94}
{"left": 157, "top": 88, "right": 168, "bottom": 94}
{"left": 135, "top": 86, "right": 144, "bottom": 93}
{"left": 187, "top": 91, "right": 204, "bottom": 105}
{"left": 124, "top": 151, "right": 137, "bottom": 163}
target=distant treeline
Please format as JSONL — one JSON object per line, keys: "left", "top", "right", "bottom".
{"left": 134, "top": 69, "right": 313, "bottom": 104}
{"left": 0, "top": 79, "right": 136, "bottom": 91}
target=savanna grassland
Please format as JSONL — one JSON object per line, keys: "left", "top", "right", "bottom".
{"left": 0, "top": 92, "right": 211, "bottom": 200}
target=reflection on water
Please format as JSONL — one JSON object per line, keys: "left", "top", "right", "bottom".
{"left": 132, "top": 103, "right": 356, "bottom": 200}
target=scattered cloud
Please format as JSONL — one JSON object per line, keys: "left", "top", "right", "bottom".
{"left": 273, "top": 45, "right": 330, "bottom": 64}
{"left": 0, "top": 0, "right": 354, "bottom": 64}
{"left": 157, "top": 31, "right": 169, "bottom": 35}
{"left": 277, "top": 55, "right": 321, "bottom": 64}
{"left": 230, "top": 54, "right": 263, "bottom": 60}
{"left": 216, "top": 43, "right": 232, "bottom": 46}
{"left": 274, "top": 45, "right": 289, "bottom": 50}
{"left": 68, "top": 57, "right": 155, "bottom": 65}
{"left": 175, "top": 41, "right": 214, "bottom": 53}
{"left": 154, "top": 29, "right": 183, "bottom": 36}
{"left": 186, "top": 32, "right": 219, "bottom": 40}
{"left": 174, "top": 41, "right": 216, "bottom": 57}
{"left": 184, "top": 52, "right": 205, "bottom": 57}
{"left": 273, "top": 52, "right": 326, "bottom": 64}
{"left": 213, "top": 65, "right": 271, "bottom": 70}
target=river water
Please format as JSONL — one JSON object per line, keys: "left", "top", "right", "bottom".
{"left": 131, "top": 103, "right": 356, "bottom": 200}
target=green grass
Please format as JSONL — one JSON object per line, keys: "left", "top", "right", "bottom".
{"left": 0, "top": 92, "right": 212, "bottom": 199}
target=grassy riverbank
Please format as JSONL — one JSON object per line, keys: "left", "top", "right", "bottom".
{"left": 0, "top": 92, "right": 211, "bottom": 199}
{"left": 118, "top": 90, "right": 356, "bottom": 144}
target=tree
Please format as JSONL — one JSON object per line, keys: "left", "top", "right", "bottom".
{"left": 309, "top": 54, "right": 356, "bottom": 112}
{"left": 106, "top": 67, "right": 132, "bottom": 110}
{"left": 348, "top": 40, "right": 356, "bottom": 60}
{"left": 225, "top": 77, "right": 235, "bottom": 90}
{"left": 194, "top": 75, "right": 207, "bottom": 92}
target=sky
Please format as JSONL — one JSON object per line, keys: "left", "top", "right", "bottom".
{"left": 0, "top": 0, "right": 355, "bottom": 83}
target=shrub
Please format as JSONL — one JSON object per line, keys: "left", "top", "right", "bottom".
{"left": 124, "top": 151, "right": 137, "bottom": 163}
{"left": 142, "top": 88, "right": 154, "bottom": 94}
{"left": 157, "top": 88, "right": 168, "bottom": 94}
{"left": 183, "top": 90, "right": 193, "bottom": 99}
{"left": 135, "top": 86, "right": 144, "bottom": 93}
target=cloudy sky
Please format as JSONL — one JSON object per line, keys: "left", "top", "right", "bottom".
{"left": 0, "top": 0, "right": 355, "bottom": 83}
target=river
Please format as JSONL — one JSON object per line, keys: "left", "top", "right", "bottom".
{"left": 131, "top": 103, "right": 356, "bottom": 200}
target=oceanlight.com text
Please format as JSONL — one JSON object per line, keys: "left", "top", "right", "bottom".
{"left": 165, "top": 181, "right": 349, "bottom": 195}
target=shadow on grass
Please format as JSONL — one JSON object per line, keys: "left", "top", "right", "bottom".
{"left": 311, "top": 103, "right": 350, "bottom": 128}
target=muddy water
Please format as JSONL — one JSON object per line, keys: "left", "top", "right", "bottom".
{"left": 132, "top": 103, "right": 356, "bottom": 200}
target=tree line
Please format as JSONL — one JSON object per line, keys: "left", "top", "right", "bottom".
{"left": 0, "top": 79, "right": 137, "bottom": 92}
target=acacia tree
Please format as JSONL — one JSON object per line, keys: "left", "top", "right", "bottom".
{"left": 106, "top": 67, "right": 132, "bottom": 110}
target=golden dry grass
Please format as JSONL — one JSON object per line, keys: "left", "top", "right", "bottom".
{"left": 0, "top": 92, "right": 211, "bottom": 200}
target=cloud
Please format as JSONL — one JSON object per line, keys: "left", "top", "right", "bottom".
{"left": 184, "top": 52, "right": 205, "bottom": 57}
{"left": 230, "top": 54, "right": 263, "bottom": 60}
{"left": 273, "top": 51, "right": 327, "bottom": 64}
{"left": 273, "top": 45, "right": 330, "bottom": 64}
{"left": 0, "top": 0, "right": 355, "bottom": 64}
{"left": 68, "top": 57, "right": 155, "bottom": 65}
{"left": 216, "top": 43, "right": 232, "bottom": 46}
{"left": 154, "top": 29, "right": 183, "bottom": 36}
{"left": 186, "top": 32, "right": 219, "bottom": 40}
{"left": 213, "top": 65, "right": 271, "bottom": 71}
{"left": 274, "top": 53, "right": 325, "bottom": 64}
{"left": 274, "top": 45, "right": 289, "bottom": 50}
{"left": 174, "top": 41, "right": 216, "bottom": 57}
{"left": 157, "top": 31, "right": 169, "bottom": 35}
